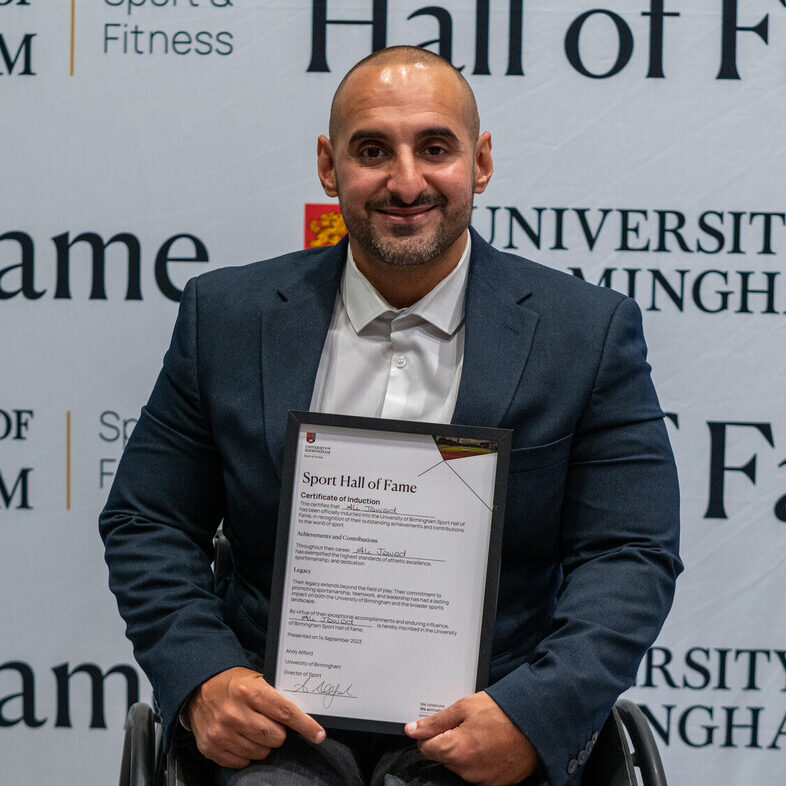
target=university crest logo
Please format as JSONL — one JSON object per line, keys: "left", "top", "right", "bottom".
{"left": 304, "top": 204, "right": 347, "bottom": 248}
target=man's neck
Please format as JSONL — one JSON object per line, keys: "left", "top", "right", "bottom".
{"left": 348, "top": 229, "right": 469, "bottom": 308}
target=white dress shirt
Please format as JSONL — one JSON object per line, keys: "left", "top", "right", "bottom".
{"left": 309, "top": 234, "right": 471, "bottom": 423}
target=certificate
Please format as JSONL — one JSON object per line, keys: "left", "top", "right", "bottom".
{"left": 265, "top": 412, "right": 511, "bottom": 734}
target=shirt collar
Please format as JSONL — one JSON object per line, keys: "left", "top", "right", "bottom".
{"left": 341, "top": 232, "right": 471, "bottom": 337}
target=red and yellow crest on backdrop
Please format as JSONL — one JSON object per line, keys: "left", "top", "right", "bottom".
{"left": 304, "top": 203, "right": 347, "bottom": 248}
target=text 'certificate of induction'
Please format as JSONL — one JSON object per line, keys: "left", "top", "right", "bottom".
{"left": 265, "top": 411, "right": 511, "bottom": 735}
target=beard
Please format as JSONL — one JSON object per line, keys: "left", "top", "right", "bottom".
{"left": 338, "top": 190, "right": 473, "bottom": 269}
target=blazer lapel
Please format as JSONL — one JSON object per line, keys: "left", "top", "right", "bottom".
{"left": 452, "top": 230, "right": 539, "bottom": 428}
{"left": 259, "top": 231, "right": 538, "bottom": 471}
{"left": 259, "top": 240, "right": 345, "bottom": 476}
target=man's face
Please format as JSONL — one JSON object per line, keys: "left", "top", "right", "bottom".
{"left": 318, "top": 62, "right": 492, "bottom": 271}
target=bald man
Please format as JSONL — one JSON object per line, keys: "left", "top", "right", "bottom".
{"left": 101, "top": 47, "right": 681, "bottom": 786}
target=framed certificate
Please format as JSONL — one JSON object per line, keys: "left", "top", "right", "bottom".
{"left": 265, "top": 411, "right": 511, "bottom": 734}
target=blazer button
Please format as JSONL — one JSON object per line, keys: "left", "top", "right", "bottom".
{"left": 591, "top": 732, "right": 599, "bottom": 744}
{"left": 585, "top": 739, "right": 594, "bottom": 753}
{"left": 577, "top": 750, "right": 588, "bottom": 766}
{"left": 567, "top": 759, "right": 578, "bottom": 774}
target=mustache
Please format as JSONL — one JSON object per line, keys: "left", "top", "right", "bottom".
{"left": 367, "top": 193, "right": 445, "bottom": 210}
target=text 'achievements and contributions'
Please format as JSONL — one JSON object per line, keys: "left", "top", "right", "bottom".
{"left": 265, "top": 412, "right": 511, "bottom": 734}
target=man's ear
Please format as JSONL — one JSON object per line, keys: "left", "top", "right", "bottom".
{"left": 317, "top": 135, "right": 338, "bottom": 198}
{"left": 473, "top": 131, "right": 493, "bottom": 194}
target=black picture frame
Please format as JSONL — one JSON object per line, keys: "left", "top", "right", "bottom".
{"left": 265, "top": 411, "right": 511, "bottom": 735}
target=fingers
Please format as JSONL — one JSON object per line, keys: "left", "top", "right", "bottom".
{"left": 188, "top": 667, "right": 326, "bottom": 768}
{"left": 417, "top": 726, "right": 464, "bottom": 764}
{"left": 418, "top": 728, "right": 503, "bottom": 786}
{"left": 405, "top": 700, "right": 469, "bottom": 771}
{"left": 192, "top": 708, "right": 279, "bottom": 765}
{"left": 227, "top": 721, "right": 281, "bottom": 759}
{"left": 210, "top": 748, "right": 252, "bottom": 770}
{"left": 410, "top": 692, "right": 540, "bottom": 786}
{"left": 405, "top": 700, "right": 466, "bottom": 740}
{"left": 252, "top": 719, "right": 288, "bottom": 749}
{"left": 242, "top": 677, "right": 326, "bottom": 743}
{"left": 193, "top": 726, "right": 269, "bottom": 767}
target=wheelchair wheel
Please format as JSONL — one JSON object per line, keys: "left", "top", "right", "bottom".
{"left": 615, "top": 699, "right": 668, "bottom": 786}
{"left": 119, "top": 702, "right": 159, "bottom": 786}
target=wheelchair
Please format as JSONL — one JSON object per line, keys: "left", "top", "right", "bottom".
{"left": 120, "top": 697, "right": 667, "bottom": 786}
{"left": 119, "top": 536, "right": 669, "bottom": 786}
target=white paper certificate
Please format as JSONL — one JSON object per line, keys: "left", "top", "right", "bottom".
{"left": 265, "top": 412, "right": 510, "bottom": 733}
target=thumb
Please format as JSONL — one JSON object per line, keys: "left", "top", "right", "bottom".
{"left": 405, "top": 702, "right": 465, "bottom": 740}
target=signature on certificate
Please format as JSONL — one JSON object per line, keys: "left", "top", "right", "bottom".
{"left": 290, "top": 675, "right": 357, "bottom": 708}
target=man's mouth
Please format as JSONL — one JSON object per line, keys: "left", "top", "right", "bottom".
{"left": 376, "top": 204, "right": 436, "bottom": 222}
{"left": 370, "top": 196, "right": 443, "bottom": 225}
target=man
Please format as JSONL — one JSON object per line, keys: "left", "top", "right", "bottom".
{"left": 101, "top": 46, "right": 681, "bottom": 786}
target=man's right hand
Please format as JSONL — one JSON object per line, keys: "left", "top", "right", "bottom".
{"left": 186, "top": 666, "right": 326, "bottom": 768}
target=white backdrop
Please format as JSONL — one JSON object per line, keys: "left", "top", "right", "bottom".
{"left": 2, "top": 1, "right": 784, "bottom": 783}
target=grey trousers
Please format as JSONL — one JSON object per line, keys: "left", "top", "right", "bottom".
{"left": 212, "top": 729, "right": 470, "bottom": 786}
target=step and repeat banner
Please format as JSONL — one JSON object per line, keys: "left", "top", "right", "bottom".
{"left": 2, "top": 1, "right": 784, "bottom": 783}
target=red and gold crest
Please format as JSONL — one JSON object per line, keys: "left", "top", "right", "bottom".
{"left": 304, "top": 203, "right": 347, "bottom": 249}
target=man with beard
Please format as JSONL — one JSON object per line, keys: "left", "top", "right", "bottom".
{"left": 101, "top": 46, "right": 681, "bottom": 786}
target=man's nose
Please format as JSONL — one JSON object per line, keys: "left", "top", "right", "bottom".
{"left": 386, "top": 149, "right": 426, "bottom": 204}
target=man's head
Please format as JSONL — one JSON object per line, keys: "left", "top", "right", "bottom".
{"left": 328, "top": 47, "right": 480, "bottom": 144}
{"left": 317, "top": 46, "right": 492, "bottom": 295}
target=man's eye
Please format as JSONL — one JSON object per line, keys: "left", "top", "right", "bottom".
{"left": 360, "top": 146, "right": 384, "bottom": 159}
{"left": 424, "top": 145, "right": 446, "bottom": 157}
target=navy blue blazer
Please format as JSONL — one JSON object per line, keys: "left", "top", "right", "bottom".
{"left": 100, "top": 229, "right": 681, "bottom": 786}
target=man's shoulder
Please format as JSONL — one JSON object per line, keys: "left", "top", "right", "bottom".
{"left": 185, "top": 241, "right": 345, "bottom": 314}
{"left": 198, "top": 243, "right": 342, "bottom": 292}
{"left": 471, "top": 232, "right": 627, "bottom": 316}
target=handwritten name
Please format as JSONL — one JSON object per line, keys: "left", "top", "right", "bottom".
{"left": 298, "top": 612, "right": 355, "bottom": 626}
{"left": 354, "top": 546, "right": 407, "bottom": 558}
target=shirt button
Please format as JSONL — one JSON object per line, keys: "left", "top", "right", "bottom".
{"left": 393, "top": 355, "right": 407, "bottom": 368}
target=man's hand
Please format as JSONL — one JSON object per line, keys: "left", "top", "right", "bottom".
{"left": 404, "top": 691, "right": 539, "bottom": 786}
{"left": 186, "top": 666, "right": 326, "bottom": 768}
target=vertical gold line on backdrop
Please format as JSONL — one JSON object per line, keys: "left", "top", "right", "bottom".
{"left": 70, "top": 0, "right": 76, "bottom": 76}
{"left": 66, "top": 410, "right": 72, "bottom": 509}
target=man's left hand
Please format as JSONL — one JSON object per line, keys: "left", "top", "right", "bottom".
{"left": 404, "top": 691, "right": 539, "bottom": 786}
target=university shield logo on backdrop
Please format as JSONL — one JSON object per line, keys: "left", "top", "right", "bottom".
{"left": 306, "top": 432, "right": 316, "bottom": 444}
{"left": 304, "top": 204, "right": 347, "bottom": 248}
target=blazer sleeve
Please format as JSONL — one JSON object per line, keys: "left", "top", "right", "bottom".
{"left": 99, "top": 278, "right": 254, "bottom": 749}
{"left": 485, "top": 296, "right": 682, "bottom": 786}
